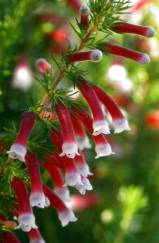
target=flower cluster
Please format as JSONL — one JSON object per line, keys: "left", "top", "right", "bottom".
{"left": 5, "top": 77, "right": 131, "bottom": 240}
{"left": 4, "top": 0, "right": 155, "bottom": 242}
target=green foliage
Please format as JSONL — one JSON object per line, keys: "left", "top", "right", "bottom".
{"left": 89, "top": 0, "right": 131, "bottom": 32}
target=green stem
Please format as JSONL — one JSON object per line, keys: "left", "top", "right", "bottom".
{"left": 38, "top": 21, "right": 98, "bottom": 113}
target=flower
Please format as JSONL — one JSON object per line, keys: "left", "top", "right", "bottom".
{"left": 17, "top": 214, "right": 37, "bottom": 232}
{"left": 71, "top": 115, "right": 91, "bottom": 150}
{"left": 51, "top": 29, "right": 67, "bottom": 44}
{"left": 44, "top": 160, "right": 65, "bottom": 188}
{"left": 94, "top": 136, "right": 114, "bottom": 159}
{"left": 77, "top": 78, "right": 110, "bottom": 136}
{"left": 80, "top": 5, "right": 90, "bottom": 27}
{"left": 67, "top": 50, "right": 103, "bottom": 63}
{"left": 43, "top": 185, "right": 77, "bottom": 227}
{"left": 44, "top": 159, "right": 70, "bottom": 202}
{"left": 3, "top": 232, "right": 20, "bottom": 243}
{"left": 7, "top": 112, "right": 35, "bottom": 162}
{"left": 62, "top": 156, "right": 83, "bottom": 187}
{"left": 55, "top": 102, "right": 79, "bottom": 158}
{"left": 74, "top": 153, "right": 92, "bottom": 177}
{"left": 12, "top": 57, "right": 32, "bottom": 90}
{"left": 25, "top": 152, "right": 50, "bottom": 208}
{"left": 145, "top": 110, "right": 159, "bottom": 129}
{"left": 75, "top": 177, "right": 93, "bottom": 195}
{"left": 27, "top": 228, "right": 45, "bottom": 243}
{"left": 50, "top": 130, "right": 63, "bottom": 152}
{"left": 71, "top": 193, "right": 101, "bottom": 211}
{"left": 73, "top": 109, "right": 114, "bottom": 158}
{"left": 100, "top": 43, "right": 150, "bottom": 64}
{"left": 36, "top": 58, "right": 51, "bottom": 74}
{"left": 112, "top": 22, "right": 155, "bottom": 37}
{"left": 11, "top": 177, "right": 37, "bottom": 232}
{"left": 93, "top": 85, "right": 130, "bottom": 133}
{"left": 54, "top": 187, "right": 71, "bottom": 203}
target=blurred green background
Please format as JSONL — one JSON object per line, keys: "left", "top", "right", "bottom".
{"left": 0, "top": 0, "right": 159, "bottom": 242}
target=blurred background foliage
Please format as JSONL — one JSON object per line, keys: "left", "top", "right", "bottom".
{"left": 0, "top": 0, "right": 159, "bottom": 242}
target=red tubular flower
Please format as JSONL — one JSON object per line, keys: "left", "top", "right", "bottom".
{"left": 48, "top": 28, "right": 69, "bottom": 55}
{"left": 55, "top": 102, "right": 79, "bottom": 158}
{"left": 43, "top": 185, "right": 77, "bottom": 227}
{"left": 45, "top": 152, "right": 64, "bottom": 169}
{"left": 71, "top": 193, "right": 101, "bottom": 211}
{"left": 49, "top": 150, "right": 93, "bottom": 194}
{"left": 8, "top": 112, "right": 35, "bottom": 162}
{"left": 93, "top": 85, "right": 130, "bottom": 133}
{"left": 51, "top": 29, "right": 67, "bottom": 44}
{"left": 93, "top": 134, "right": 114, "bottom": 159}
{"left": 65, "top": 0, "right": 82, "bottom": 13}
{"left": 73, "top": 109, "right": 113, "bottom": 158}
{"left": 113, "top": 22, "right": 155, "bottom": 37}
{"left": 145, "top": 111, "right": 159, "bottom": 129}
{"left": 27, "top": 228, "right": 45, "bottom": 243}
{"left": 44, "top": 161, "right": 65, "bottom": 188}
{"left": 3, "top": 232, "right": 20, "bottom": 243}
{"left": 11, "top": 177, "right": 37, "bottom": 232}
{"left": 80, "top": 5, "right": 90, "bottom": 27}
{"left": 74, "top": 153, "right": 92, "bottom": 177}
{"left": 45, "top": 151, "right": 85, "bottom": 195}
{"left": 25, "top": 152, "right": 50, "bottom": 208}
{"left": 75, "top": 176, "right": 93, "bottom": 195}
{"left": 62, "top": 156, "right": 82, "bottom": 187}
{"left": 50, "top": 129, "right": 63, "bottom": 153}
{"left": 67, "top": 49, "right": 103, "bottom": 63}
{"left": 71, "top": 115, "right": 91, "bottom": 150}
{"left": 101, "top": 43, "right": 150, "bottom": 64}
{"left": 36, "top": 58, "right": 51, "bottom": 74}
{"left": 44, "top": 160, "right": 70, "bottom": 202}
{"left": 77, "top": 78, "right": 110, "bottom": 135}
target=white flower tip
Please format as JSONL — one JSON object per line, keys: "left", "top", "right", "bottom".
{"left": 76, "top": 177, "right": 93, "bottom": 194}
{"left": 7, "top": 144, "right": 26, "bottom": 162}
{"left": 36, "top": 58, "right": 51, "bottom": 74}
{"left": 58, "top": 210, "right": 77, "bottom": 227}
{"left": 30, "top": 192, "right": 50, "bottom": 208}
{"left": 93, "top": 120, "right": 110, "bottom": 136}
{"left": 82, "top": 177, "right": 93, "bottom": 191}
{"left": 13, "top": 67, "right": 32, "bottom": 90}
{"left": 76, "top": 163, "right": 93, "bottom": 178}
{"left": 113, "top": 118, "right": 130, "bottom": 134}
{"left": 139, "top": 53, "right": 150, "bottom": 64}
{"left": 90, "top": 49, "right": 103, "bottom": 62}
{"left": 54, "top": 187, "right": 70, "bottom": 202}
{"left": 77, "top": 136, "right": 92, "bottom": 150}
{"left": 146, "top": 27, "right": 155, "bottom": 37}
{"left": 80, "top": 5, "right": 90, "bottom": 14}
{"left": 61, "top": 142, "right": 79, "bottom": 158}
{"left": 18, "top": 213, "right": 37, "bottom": 232}
{"left": 30, "top": 239, "right": 46, "bottom": 243}
{"left": 95, "top": 143, "right": 114, "bottom": 159}
{"left": 65, "top": 171, "right": 82, "bottom": 187}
